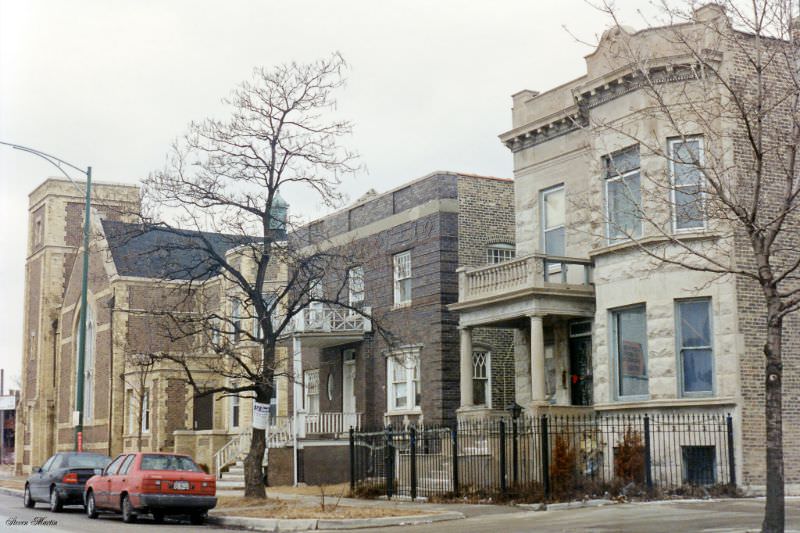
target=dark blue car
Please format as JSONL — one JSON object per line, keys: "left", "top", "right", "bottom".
{"left": 24, "top": 452, "right": 111, "bottom": 512}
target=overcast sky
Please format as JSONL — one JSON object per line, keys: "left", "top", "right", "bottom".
{"left": 0, "top": 0, "right": 654, "bottom": 385}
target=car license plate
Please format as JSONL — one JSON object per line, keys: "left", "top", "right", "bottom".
{"left": 173, "top": 481, "right": 190, "bottom": 490}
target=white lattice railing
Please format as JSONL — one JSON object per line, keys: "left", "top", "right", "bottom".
{"left": 458, "top": 254, "right": 593, "bottom": 302}
{"left": 304, "top": 412, "right": 362, "bottom": 435}
{"left": 291, "top": 305, "right": 372, "bottom": 334}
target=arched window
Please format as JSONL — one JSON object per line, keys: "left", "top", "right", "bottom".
{"left": 76, "top": 304, "right": 96, "bottom": 422}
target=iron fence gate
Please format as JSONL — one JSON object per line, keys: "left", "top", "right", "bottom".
{"left": 349, "top": 413, "right": 735, "bottom": 502}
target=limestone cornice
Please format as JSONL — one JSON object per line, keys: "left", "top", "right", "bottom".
{"left": 501, "top": 51, "right": 723, "bottom": 154}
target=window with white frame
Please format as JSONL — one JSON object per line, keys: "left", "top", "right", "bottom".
{"left": 348, "top": 266, "right": 365, "bottom": 309}
{"left": 676, "top": 299, "right": 713, "bottom": 395}
{"left": 670, "top": 137, "right": 705, "bottom": 231}
{"left": 129, "top": 389, "right": 149, "bottom": 433}
{"left": 612, "top": 305, "right": 648, "bottom": 398}
{"left": 127, "top": 390, "right": 135, "bottom": 433}
{"left": 230, "top": 297, "right": 242, "bottom": 343}
{"left": 487, "top": 244, "right": 516, "bottom": 265}
{"left": 141, "top": 389, "right": 150, "bottom": 433}
{"left": 393, "top": 251, "right": 412, "bottom": 306}
{"left": 77, "top": 305, "right": 95, "bottom": 422}
{"left": 304, "top": 369, "right": 320, "bottom": 414}
{"left": 253, "top": 292, "right": 278, "bottom": 338}
{"left": 230, "top": 382, "right": 241, "bottom": 428}
{"left": 386, "top": 347, "right": 421, "bottom": 412}
{"left": 604, "top": 145, "right": 642, "bottom": 242}
{"left": 472, "top": 349, "right": 491, "bottom": 407}
{"left": 211, "top": 318, "right": 221, "bottom": 346}
{"left": 541, "top": 185, "right": 565, "bottom": 256}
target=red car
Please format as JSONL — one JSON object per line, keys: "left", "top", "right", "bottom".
{"left": 83, "top": 452, "right": 216, "bottom": 524}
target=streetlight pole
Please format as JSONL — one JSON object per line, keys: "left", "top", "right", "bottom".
{"left": 0, "top": 141, "right": 92, "bottom": 452}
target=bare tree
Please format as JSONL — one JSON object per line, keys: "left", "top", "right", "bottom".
{"left": 139, "top": 53, "right": 374, "bottom": 498}
{"left": 571, "top": 3, "right": 800, "bottom": 531}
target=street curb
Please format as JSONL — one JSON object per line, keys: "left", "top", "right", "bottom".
{"left": 207, "top": 511, "right": 464, "bottom": 531}
{"left": 516, "top": 499, "right": 614, "bottom": 512}
{"left": 0, "top": 487, "right": 23, "bottom": 498}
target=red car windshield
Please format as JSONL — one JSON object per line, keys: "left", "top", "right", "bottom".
{"left": 140, "top": 454, "right": 202, "bottom": 472}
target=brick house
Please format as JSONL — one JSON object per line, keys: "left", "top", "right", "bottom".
{"left": 264, "top": 171, "right": 516, "bottom": 485}
{"left": 451, "top": 4, "right": 800, "bottom": 495}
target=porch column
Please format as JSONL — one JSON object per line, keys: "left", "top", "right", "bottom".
{"left": 459, "top": 326, "right": 474, "bottom": 408}
{"left": 529, "top": 315, "right": 547, "bottom": 404}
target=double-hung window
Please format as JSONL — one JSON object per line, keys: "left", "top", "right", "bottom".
{"left": 304, "top": 369, "right": 320, "bottom": 414}
{"left": 541, "top": 185, "right": 565, "bottom": 256}
{"left": 387, "top": 347, "right": 421, "bottom": 412}
{"left": 612, "top": 305, "right": 648, "bottom": 398}
{"left": 393, "top": 251, "right": 412, "bottom": 306}
{"left": 253, "top": 292, "right": 278, "bottom": 339}
{"left": 141, "top": 389, "right": 150, "bottom": 433}
{"left": 230, "top": 381, "right": 241, "bottom": 428}
{"left": 348, "top": 266, "right": 365, "bottom": 310}
{"left": 604, "top": 145, "right": 642, "bottom": 242}
{"left": 230, "top": 297, "right": 242, "bottom": 343}
{"left": 676, "top": 299, "right": 713, "bottom": 395}
{"left": 670, "top": 137, "right": 705, "bottom": 231}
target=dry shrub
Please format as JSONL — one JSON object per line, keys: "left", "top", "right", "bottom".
{"left": 614, "top": 427, "right": 645, "bottom": 484}
{"left": 549, "top": 433, "right": 578, "bottom": 499}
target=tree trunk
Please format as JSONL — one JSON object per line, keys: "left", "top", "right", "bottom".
{"left": 762, "top": 311, "right": 784, "bottom": 533}
{"left": 244, "top": 426, "right": 267, "bottom": 498}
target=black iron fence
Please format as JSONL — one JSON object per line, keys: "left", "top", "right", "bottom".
{"left": 349, "top": 413, "right": 735, "bottom": 502}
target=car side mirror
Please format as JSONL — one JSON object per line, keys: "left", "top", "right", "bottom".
{"left": 32, "top": 467, "right": 42, "bottom": 474}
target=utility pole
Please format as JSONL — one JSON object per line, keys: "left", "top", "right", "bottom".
{"left": 0, "top": 141, "right": 92, "bottom": 452}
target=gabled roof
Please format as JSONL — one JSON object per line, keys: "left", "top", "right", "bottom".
{"left": 101, "top": 219, "right": 253, "bottom": 281}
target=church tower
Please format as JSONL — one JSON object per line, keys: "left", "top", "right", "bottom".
{"left": 16, "top": 178, "right": 139, "bottom": 473}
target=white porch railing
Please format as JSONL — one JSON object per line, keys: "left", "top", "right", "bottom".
{"left": 290, "top": 305, "right": 372, "bottom": 334}
{"left": 458, "top": 254, "right": 593, "bottom": 303}
{"left": 213, "top": 430, "right": 250, "bottom": 478}
{"left": 303, "top": 412, "right": 362, "bottom": 435}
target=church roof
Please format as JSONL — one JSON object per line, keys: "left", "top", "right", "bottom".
{"left": 101, "top": 220, "right": 254, "bottom": 281}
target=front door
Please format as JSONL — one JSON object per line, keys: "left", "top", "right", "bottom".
{"left": 568, "top": 321, "right": 593, "bottom": 406}
{"left": 193, "top": 393, "right": 214, "bottom": 430}
{"left": 342, "top": 360, "right": 356, "bottom": 415}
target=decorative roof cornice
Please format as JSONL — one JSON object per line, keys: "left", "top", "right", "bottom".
{"left": 501, "top": 51, "right": 723, "bottom": 153}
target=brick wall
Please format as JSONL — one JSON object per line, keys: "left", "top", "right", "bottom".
{"left": 455, "top": 175, "right": 516, "bottom": 410}
{"left": 730, "top": 36, "right": 800, "bottom": 488}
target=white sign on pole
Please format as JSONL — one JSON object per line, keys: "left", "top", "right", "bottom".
{"left": 252, "top": 402, "right": 269, "bottom": 430}
{"left": 72, "top": 410, "right": 81, "bottom": 428}
{"left": 0, "top": 396, "right": 15, "bottom": 411}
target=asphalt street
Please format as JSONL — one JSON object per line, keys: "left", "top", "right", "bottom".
{"left": 0, "top": 491, "right": 799, "bottom": 532}
{"left": 0, "top": 491, "right": 237, "bottom": 532}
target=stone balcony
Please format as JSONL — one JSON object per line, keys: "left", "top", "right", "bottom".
{"left": 451, "top": 253, "right": 596, "bottom": 417}
{"left": 455, "top": 253, "right": 594, "bottom": 311}
{"left": 451, "top": 254, "right": 595, "bottom": 328}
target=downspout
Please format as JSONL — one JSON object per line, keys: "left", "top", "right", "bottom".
{"left": 51, "top": 319, "right": 58, "bottom": 388}
{"left": 106, "top": 291, "right": 115, "bottom": 456}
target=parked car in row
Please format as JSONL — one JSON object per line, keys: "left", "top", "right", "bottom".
{"left": 24, "top": 452, "right": 111, "bottom": 512}
{"left": 84, "top": 451, "right": 217, "bottom": 524}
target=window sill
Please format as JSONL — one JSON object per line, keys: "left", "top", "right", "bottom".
{"left": 392, "top": 302, "right": 412, "bottom": 310}
{"left": 594, "top": 396, "right": 737, "bottom": 411}
{"left": 589, "top": 230, "right": 722, "bottom": 258}
{"left": 385, "top": 408, "right": 422, "bottom": 416}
